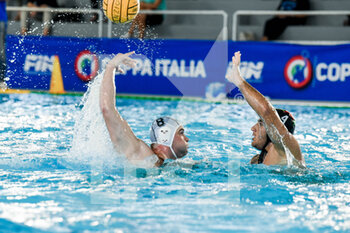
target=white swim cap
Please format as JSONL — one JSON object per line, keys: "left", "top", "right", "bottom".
{"left": 150, "top": 117, "right": 181, "bottom": 159}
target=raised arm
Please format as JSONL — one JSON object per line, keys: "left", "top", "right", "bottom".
{"left": 226, "top": 52, "right": 303, "bottom": 163}
{"left": 100, "top": 52, "right": 154, "bottom": 161}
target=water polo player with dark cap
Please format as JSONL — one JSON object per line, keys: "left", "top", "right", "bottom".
{"left": 99, "top": 52, "right": 189, "bottom": 167}
{"left": 226, "top": 51, "right": 306, "bottom": 167}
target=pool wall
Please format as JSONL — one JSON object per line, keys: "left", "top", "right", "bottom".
{"left": 4, "top": 36, "right": 350, "bottom": 101}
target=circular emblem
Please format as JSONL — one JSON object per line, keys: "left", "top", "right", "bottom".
{"left": 284, "top": 55, "right": 312, "bottom": 89}
{"left": 74, "top": 50, "right": 99, "bottom": 82}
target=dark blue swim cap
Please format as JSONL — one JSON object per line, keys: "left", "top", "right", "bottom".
{"left": 276, "top": 109, "right": 296, "bottom": 134}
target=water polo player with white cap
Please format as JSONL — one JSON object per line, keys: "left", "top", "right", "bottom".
{"left": 100, "top": 52, "right": 189, "bottom": 167}
{"left": 150, "top": 117, "right": 189, "bottom": 161}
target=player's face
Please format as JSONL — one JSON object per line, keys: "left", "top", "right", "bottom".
{"left": 251, "top": 119, "right": 268, "bottom": 150}
{"left": 172, "top": 126, "right": 189, "bottom": 158}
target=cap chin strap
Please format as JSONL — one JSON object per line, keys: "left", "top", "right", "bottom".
{"left": 169, "top": 145, "right": 178, "bottom": 160}
{"left": 258, "top": 136, "right": 271, "bottom": 164}
{"left": 165, "top": 126, "right": 179, "bottom": 160}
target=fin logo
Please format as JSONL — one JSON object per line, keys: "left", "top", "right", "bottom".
{"left": 75, "top": 50, "right": 99, "bottom": 82}
{"left": 24, "top": 54, "right": 54, "bottom": 74}
{"left": 240, "top": 61, "right": 264, "bottom": 81}
{"left": 226, "top": 61, "right": 264, "bottom": 83}
{"left": 284, "top": 55, "right": 312, "bottom": 89}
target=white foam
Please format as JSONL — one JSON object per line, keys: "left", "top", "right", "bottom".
{"left": 266, "top": 123, "right": 305, "bottom": 168}
{"left": 69, "top": 72, "right": 125, "bottom": 169}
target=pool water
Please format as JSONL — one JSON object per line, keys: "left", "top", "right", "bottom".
{"left": 0, "top": 84, "right": 349, "bottom": 232}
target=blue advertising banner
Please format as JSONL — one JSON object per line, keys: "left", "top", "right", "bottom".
{"left": 227, "top": 42, "right": 350, "bottom": 102}
{"left": 5, "top": 36, "right": 350, "bottom": 101}
{"left": 6, "top": 36, "right": 228, "bottom": 98}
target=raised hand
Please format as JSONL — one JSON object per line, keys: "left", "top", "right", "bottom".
{"left": 107, "top": 51, "right": 137, "bottom": 73}
{"left": 226, "top": 51, "right": 244, "bottom": 87}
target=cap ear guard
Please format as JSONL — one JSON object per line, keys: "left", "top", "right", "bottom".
{"left": 150, "top": 117, "right": 180, "bottom": 147}
{"left": 154, "top": 126, "right": 173, "bottom": 145}
{"left": 150, "top": 117, "right": 181, "bottom": 159}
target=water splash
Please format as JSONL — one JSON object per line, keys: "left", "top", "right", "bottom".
{"left": 69, "top": 72, "right": 124, "bottom": 169}
{"left": 263, "top": 121, "right": 305, "bottom": 167}
{"left": 120, "top": 37, "right": 164, "bottom": 62}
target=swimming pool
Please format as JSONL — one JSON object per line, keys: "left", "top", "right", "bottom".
{"left": 0, "top": 88, "right": 349, "bottom": 232}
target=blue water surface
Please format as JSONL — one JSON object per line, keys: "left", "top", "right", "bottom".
{"left": 0, "top": 93, "right": 349, "bottom": 233}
